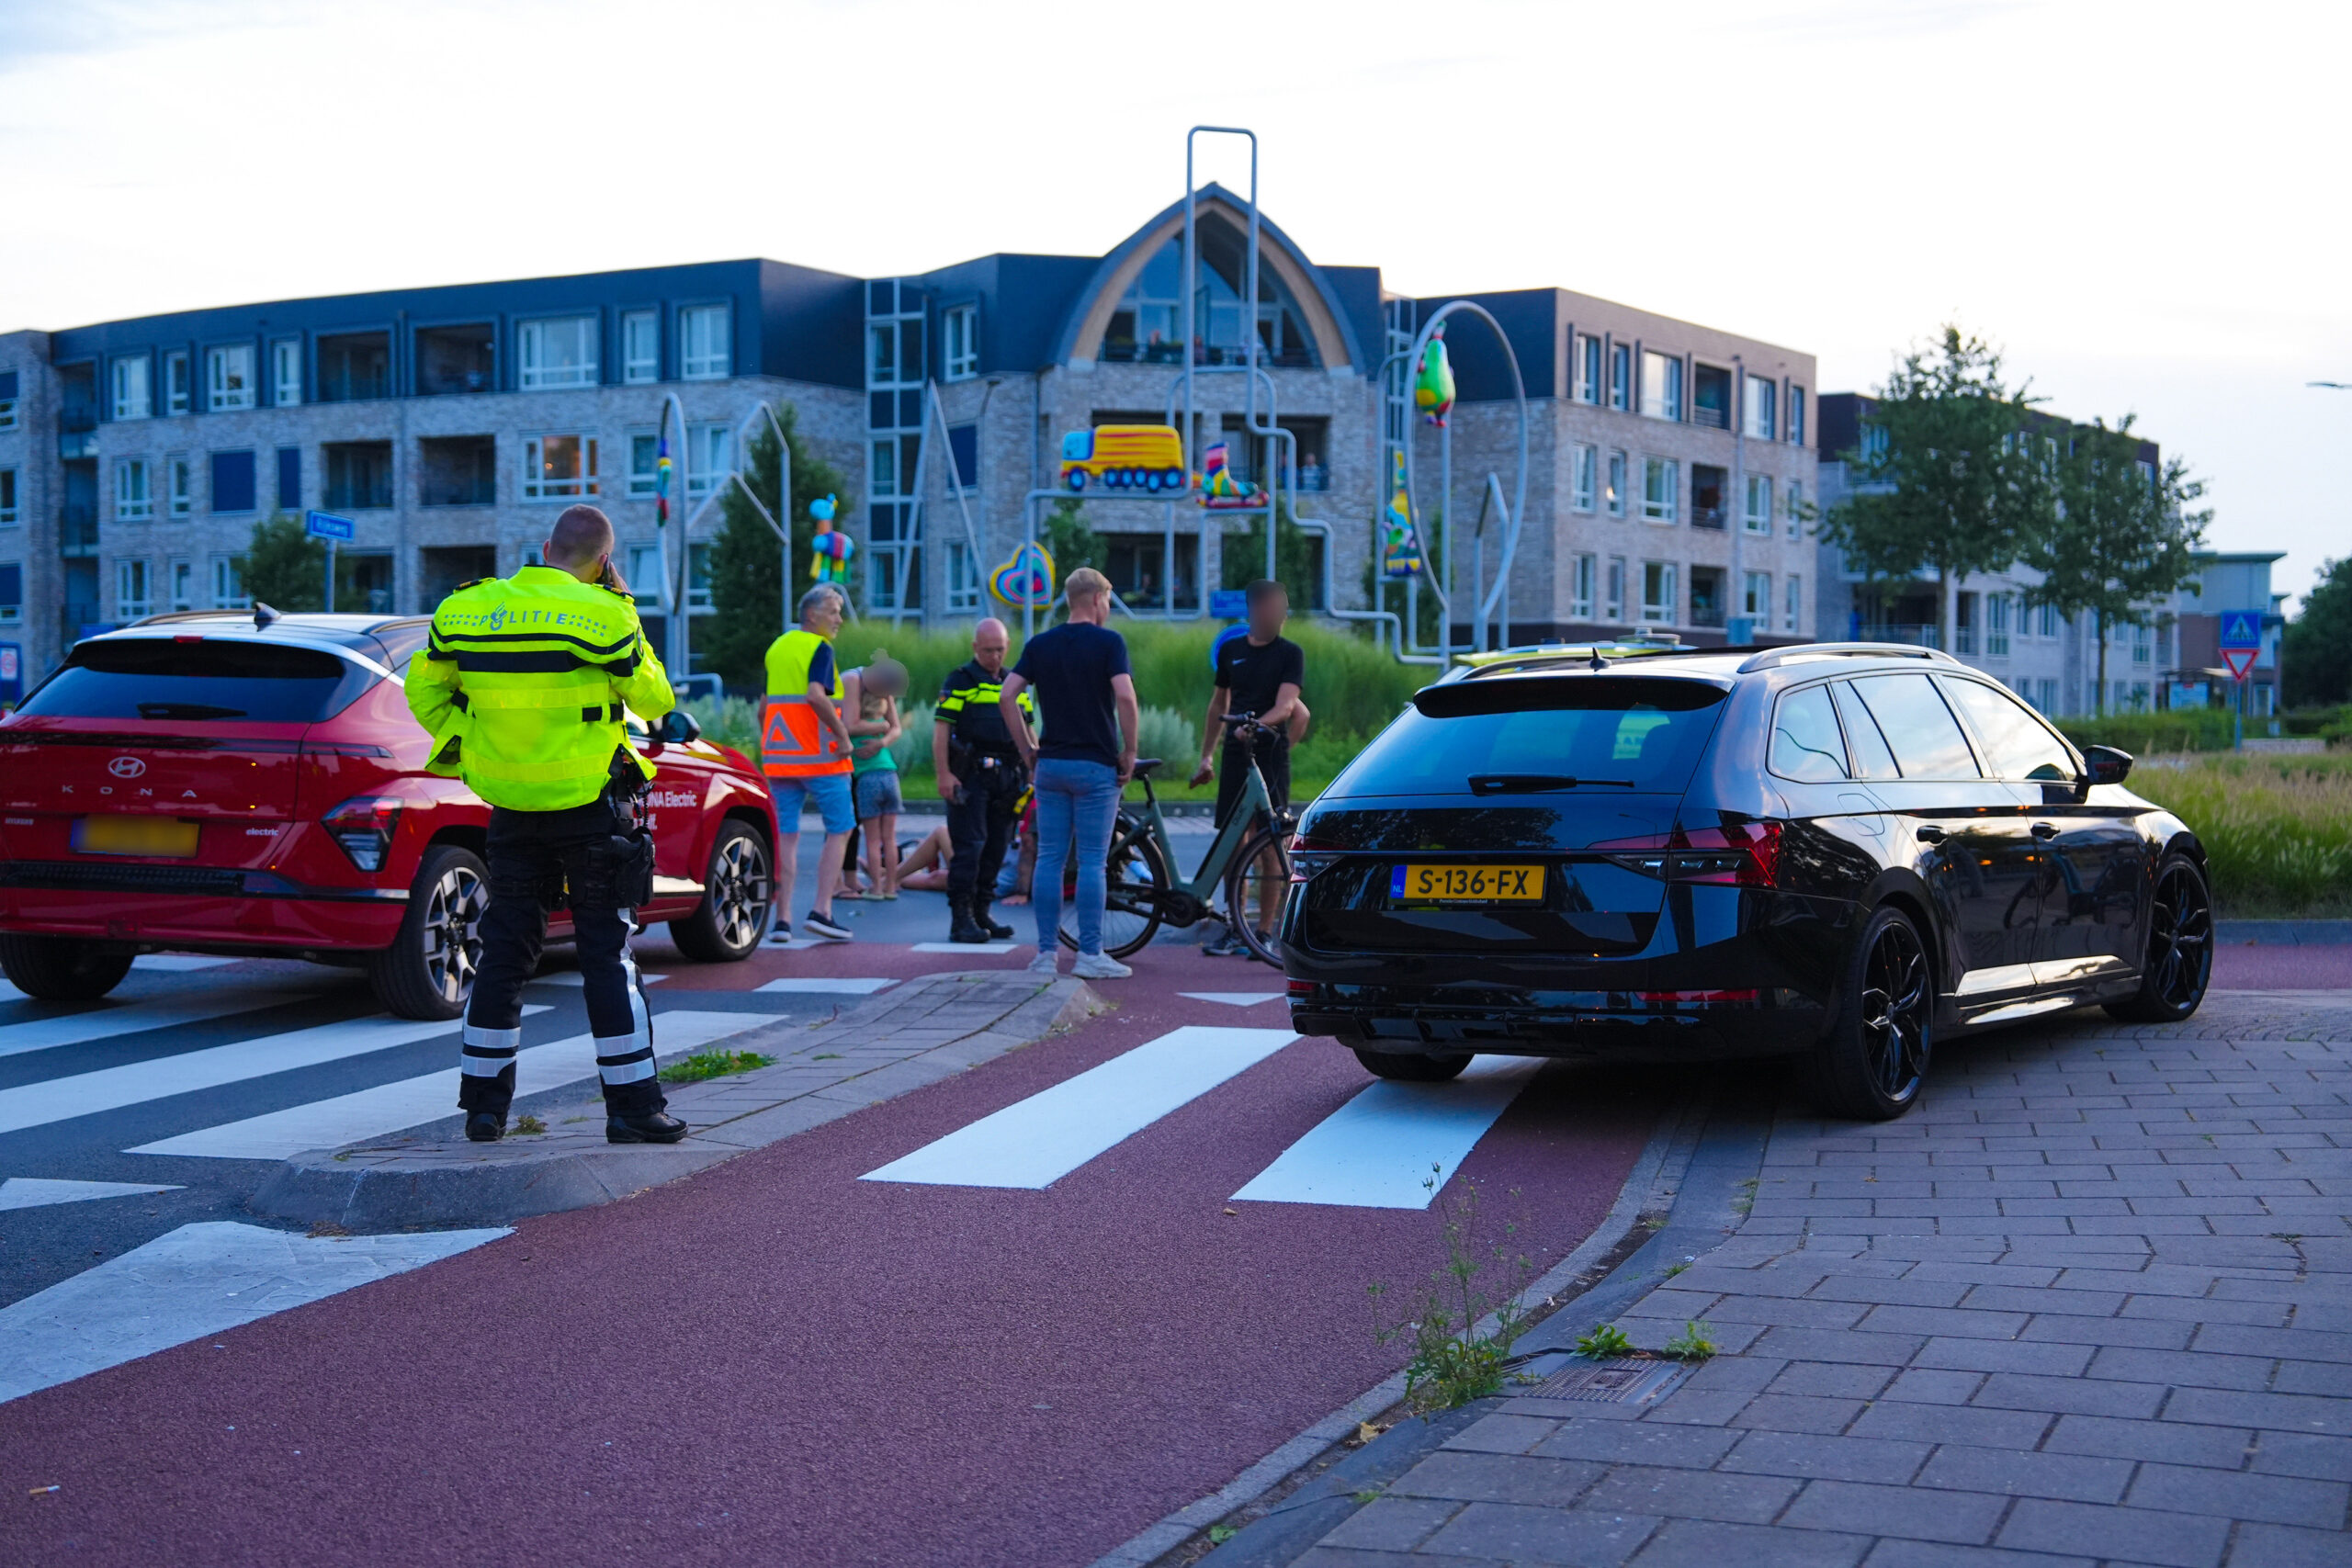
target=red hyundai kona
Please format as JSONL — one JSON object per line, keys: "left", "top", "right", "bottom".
{"left": 0, "top": 610, "right": 777, "bottom": 1018}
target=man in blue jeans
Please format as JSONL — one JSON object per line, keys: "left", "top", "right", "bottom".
{"left": 999, "top": 567, "right": 1138, "bottom": 980}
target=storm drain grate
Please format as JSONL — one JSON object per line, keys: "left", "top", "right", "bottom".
{"left": 1521, "top": 1357, "right": 1694, "bottom": 1404}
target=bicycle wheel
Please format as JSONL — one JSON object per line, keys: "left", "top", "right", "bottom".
{"left": 1223, "top": 822, "right": 1293, "bottom": 967}
{"left": 1057, "top": 813, "right": 1170, "bottom": 959}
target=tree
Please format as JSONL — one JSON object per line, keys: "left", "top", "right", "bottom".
{"left": 1039, "top": 497, "right": 1105, "bottom": 581}
{"left": 238, "top": 513, "right": 327, "bottom": 612}
{"left": 2020, "top": 415, "right": 2209, "bottom": 715}
{"left": 1220, "top": 499, "right": 1321, "bottom": 605}
{"left": 702, "top": 403, "right": 853, "bottom": 691}
{"left": 2283, "top": 557, "right": 2352, "bottom": 708}
{"left": 1816, "top": 327, "right": 2053, "bottom": 652}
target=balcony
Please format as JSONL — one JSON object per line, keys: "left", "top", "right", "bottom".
{"left": 60, "top": 503, "right": 98, "bottom": 556}
{"left": 1689, "top": 404, "right": 1729, "bottom": 430}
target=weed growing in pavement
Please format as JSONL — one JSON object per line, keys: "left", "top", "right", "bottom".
{"left": 1574, "top": 1324, "right": 1635, "bottom": 1359}
{"left": 1731, "top": 1178, "right": 1760, "bottom": 1214}
{"left": 812, "top": 1053, "right": 843, "bottom": 1060}
{"left": 658, "top": 1049, "right": 779, "bottom": 1084}
{"left": 1662, "top": 1261, "right": 1690, "bottom": 1278}
{"left": 1205, "top": 1526, "right": 1238, "bottom": 1545}
{"left": 510, "top": 1114, "right": 547, "bottom": 1135}
{"left": 1662, "top": 1322, "right": 1718, "bottom": 1360}
{"left": 1369, "top": 1167, "right": 1539, "bottom": 1415}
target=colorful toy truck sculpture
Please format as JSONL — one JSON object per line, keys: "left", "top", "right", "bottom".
{"left": 1060, "top": 424, "right": 1187, "bottom": 492}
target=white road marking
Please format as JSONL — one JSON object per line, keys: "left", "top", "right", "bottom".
{"left": 1230, "top": 1056, "right": 1542, "bottom": 1210}
{"left": 0, "top": 1221, "right": 507, "bottom": 1405}
{"left": 130, "top": 955, "right": 242, "bottom": 973}
{"left": 910, "top": 942, "right": 1023, "bottom": 954}
{"left": 0, "top": 1008, "right": 550, "bottom": 1139}
{"left": 0, "top": 1178, "right": 184, "bottom": 1212}
{"left": 863, "top": 1025, "right": 1295, "bottom": 1190}
{"left": 528, "top": 971, "right": 668, "bottom": 987}
{"left": 1180, "top": 991, "right": 1285, "bottom": 1008}
{"left": 754, "top": 977, "right": 896, "bottom": 994}
{"left": 0, "top": 983, "right": 329, "bottom": 1062}
{"left": 128, "top": 1010, "right": 783, "bottom": 1160}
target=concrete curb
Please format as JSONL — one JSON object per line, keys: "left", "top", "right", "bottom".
{"left": 248, "top": 973, "right": 1107, "bottom": 1232}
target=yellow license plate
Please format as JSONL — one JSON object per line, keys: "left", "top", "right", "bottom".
{"left": 1389, "top": 863, "right": 1545, "bottom": 903}
{"left": 73, "top": 816, "right": 200, "bottom": 858}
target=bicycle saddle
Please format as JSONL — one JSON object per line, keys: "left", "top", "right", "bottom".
{"left": 1131, "top": 758, "right": 1163, "bottom": 779}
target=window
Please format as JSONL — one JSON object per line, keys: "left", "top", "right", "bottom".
{"left": 2037, "top": 602, "right": 2061, "bottom": 638}
{"left": 1986, "top": 592, "right": 2011, "bottom": 658}
{"left": 111, "top": 355, "right": 151, "bottom": 420}
{"left": 1743, "top": 570, "right": 1770, "bottom": 619}
{"left": 414, "top": 323, "right": 495, "bottom": 394}
{"left": 518, "top": 316, "right": 598, "bottom": 389}
{"left": 316, "top": 332, "right": 390, "bottom": 402}
{"left": 2033, "top": 678, "right": 2058, "bottom": 715}
{"left": 1848, "top": 672, "right": 1981, "bottom": 779}
{"left": 277, "top": 446, "right": 300, "bottom": 510}
{"left": 208, "top": 344, "right": 254, "bottom": 411}
{"left": 165, "top": 351, "right": 190, "bottom": 413}
{"left": 686, "top": 423, "right": 732, "bottom": 497}
{"left": 169, "top": 558, "right": 196, "bottom": 611}
{"left": 419, "top": 435, "right": 496, "bottom": 506}
{"left": 621, "top": 310, "right": 659, "bottom": 384}
{"left": 116, "top": 457, "right": 153, "bottom": 522}
{"left": 2132, "top": 621, "right": 2152, "bottom": 664}
{"left": 0, "top": 467, "right": 15, "bottom": 526}
{"left": 116, "top": 558, "right": 151, "bottom": 619}
{"left": 0, "top": 562, "right": 20, "bottom": 624}
{"left": 167, "top": 454, "right": 192, "bottom": 517}
{"left": 1829, "top": 681, "right": 1899, "bottom": 779}
{"left": 1941, "top": 677, "right": 2074, "bottom": 782}
{"left": 522, "top": 434, "right": 598, "bottom": 500}
{"left": 272, "top": 339, "right": 301, "bottom": 407}
{"left": 1690, "top": 565, "right": 1725, "bottom": 628}
{"left": 1743, "top": 474, "right": 1772, "bottom": 534}
{"left": 871, "top": 436, "right": 899, "bottom": 499}
{"left": 1743, "top": 375, "right": 1775, "bottom": 440}
{"left": 1770, "top": 684, "right": 1849, "bottom": 782}
{"left": 947, "top": 423, "right": 978, "bottom": 493}
{"left": 1609, "top": 344, "right": 1631, "bottom": 412}
{"left": 1605, "top": 557, "right": 1626, "bottom": 621}
{"left": 626, "top": 544, "right": 666, "bottom": 607}
{"left": 1571, "top": 554, "right": 1596, "bottom": 619}
{"left": 1641, "top": 561, "right": 1677, "bottom": 623}
{"left": 679, "top": 304, "right": 729, "bottom": 379}
{"left": 1335, "top": 680, "right": 1729, "bottom": 799}
{"left": 1606, "top": 450, "right": 1627, "bottom": 517}
{"left": 628, "top": 431, "right": 661, "bottom": 496}
{"left": 1785, "top": 478, "right": 1804, "bottom": 540}
{"left": 1783, "top": 574, "right": 1801, "bottom": 633}
{"left": 944, "top": 304, "right": 978, "bottom": 381}
{"left": 1574, "top": 333, "right": 1601, "bottom": 403}
{"left": 324, "top": 442, "right": 394, "bottom": 510}
{"left": 946, "top": 539, "right": 981, "bottom": 612}
{"left": 209, "top": 449, "right": 256, "bottom": 513}
{"left": 0, "top": 368, "right": 17, "bottom": 428}
{"left": 1641, "top": 457, "right": 1678, "bottom": 523}
{"left": 1571, "top": 445, "right": 1598, "bottom": 512}
{"left": 1640, "top": 350, "right": 1683, "bottom": 420}
{"left": 211, "top": 556, "right": 247, "bottom": 609}
{"left": 686, "top": 541, "right": 713, "bottom": 610}
{"left": 1788, "top": 387, "right": 1806, "bottom": 446}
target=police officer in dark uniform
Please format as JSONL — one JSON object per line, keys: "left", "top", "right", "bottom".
{"left": 932, "top": 616, "right": 1036, "bottom": 944}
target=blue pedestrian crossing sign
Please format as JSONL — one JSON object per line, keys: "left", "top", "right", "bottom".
{"left": 304, "top": 510, "right": 356, "bottom": 542}
{"left": 2219, "top": 610, "right": 2261, "bottom": 650}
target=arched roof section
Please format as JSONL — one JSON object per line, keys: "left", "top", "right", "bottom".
{"left": 1051, "top": 186, "right": 1365, "bottom": 374}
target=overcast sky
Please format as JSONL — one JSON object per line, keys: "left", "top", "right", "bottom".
{"left": 4, "top": 0, "right": 2342, "bottom": 608}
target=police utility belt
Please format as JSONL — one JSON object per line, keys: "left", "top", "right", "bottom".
{"left": 951, "top": 739, "right": 1024, "bottom": 774}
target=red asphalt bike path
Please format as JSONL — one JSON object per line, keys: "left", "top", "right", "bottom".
{"left": 0, "top": 942, "right": 1661, "bottom": 1568}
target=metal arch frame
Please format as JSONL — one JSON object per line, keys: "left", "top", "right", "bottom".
{"left": 656, "top": 396, "right": 837, "bottom": 677}
{"left": 1395, "top": 300, "right": 1530, "bottom": 662}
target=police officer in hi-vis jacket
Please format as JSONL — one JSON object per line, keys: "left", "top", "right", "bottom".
{"left": 406, "top": 504, "right": 687, "bottom": 1145}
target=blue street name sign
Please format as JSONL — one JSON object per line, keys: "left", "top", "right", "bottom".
{"left": 2219, "top": 610, "right": 2262, "bottom": 650}
{"left": 304, "top": 510, "right": 356, "bottom": 542}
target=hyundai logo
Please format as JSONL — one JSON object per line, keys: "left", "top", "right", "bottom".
{"left": 107, "top": 756, "right": 147, "bottom": 779}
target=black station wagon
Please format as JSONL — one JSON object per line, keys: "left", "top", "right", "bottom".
{"left": 1282, "top": 643, "right": 2212, "bottom": 1120}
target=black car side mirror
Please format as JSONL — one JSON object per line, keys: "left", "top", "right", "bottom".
{"left": 2079, "top": 744, "right": 2132, "bottom": 795}
{"left": 654, "top": 709, "right": 702, "bottom": 746}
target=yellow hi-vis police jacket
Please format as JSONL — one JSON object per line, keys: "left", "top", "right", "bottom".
{"left": 407, "top": 564, "right": 675, "bottom": 812}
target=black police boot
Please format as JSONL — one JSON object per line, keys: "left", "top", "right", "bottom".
{"left": 606, "top": 1110, "right": 690, "bottom": 1145}
{"left": 465, "top": 1111, "right": 505, "bottom": 1143}
{"left": 948, "top": 896, "right": 990, "bottom": 944}
{"left": 974, "top": 898, "right": 1015, "bottom": 941}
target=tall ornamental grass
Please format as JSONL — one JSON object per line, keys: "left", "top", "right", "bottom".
{"left": 2130, "top": 754, "right": 2352, "bottom": 916}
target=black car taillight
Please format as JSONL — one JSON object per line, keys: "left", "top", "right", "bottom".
{"left": 1597, "top": 822, "right": 1784, "bottom": 888}
{"left": 1288, "top": 834, "right": 1343, "bottom": 885}
{"left": 322, "top": 795, "right": 402, "bottom": 872}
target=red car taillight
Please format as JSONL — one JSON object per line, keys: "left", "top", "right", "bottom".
{"left": 1596, "top": 822, "right": 1784, "bottom": 888}
{"left": 1288, "top": 834, "right": 1343, "bottom": 885}
{"left": 322, "top": 795, "right": 402, "bottom": 873}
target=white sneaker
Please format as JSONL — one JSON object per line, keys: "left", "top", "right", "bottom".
{"left": 1026, "top": 950, "right": 1061, "bottom": 977}
{"left": 1073, "top": 952, "right": 1133, "bottom": 980}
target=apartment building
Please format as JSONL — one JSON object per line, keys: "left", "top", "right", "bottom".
{"left": 0, "top": 188, "right": 1817, "bottom": 683}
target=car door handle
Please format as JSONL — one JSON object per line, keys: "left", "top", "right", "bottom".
{"left": 1915, "top": 825, "right": 1947, "bottom": 844}
{"left": 2030, "top": 822, "right": 2060, "bottom": 840}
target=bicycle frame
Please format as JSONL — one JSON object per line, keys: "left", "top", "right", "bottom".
{"left": 1115, "top": 751, "right": 1283, "bottom": 919}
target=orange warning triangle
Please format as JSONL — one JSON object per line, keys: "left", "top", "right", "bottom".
{"left": 763, "top": 707, "right": 793, "bottom": 746}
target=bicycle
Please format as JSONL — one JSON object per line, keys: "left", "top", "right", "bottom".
{"left": 1057, "top": 712, "right": 1294, "bottom": 964}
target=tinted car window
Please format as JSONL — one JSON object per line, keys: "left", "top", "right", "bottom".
{"left": 1830, "top": 680, "right": 1901, "bottom": 780}
{"left": 1940, "top": 677, "right": 2075, "bottom": 782}
{"left": 16, "top": 638, "right": 370, "bottom": 723}
{"left": 1336, "top": 676, "right": 1726, "bottom": 796}
{"left": 1849, "top": 672, "right": 1981, "bottom": 779}
{"left": 1769, "top": 684, "right": 1849, "bottom": 782}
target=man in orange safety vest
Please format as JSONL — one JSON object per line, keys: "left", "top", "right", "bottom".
{"left": 762, "top": 584, "right": 859, "bottom": 942}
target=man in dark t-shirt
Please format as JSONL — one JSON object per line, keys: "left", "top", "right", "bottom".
{"left": 1001, "top": 568, "right": 1138, "bottom": 981}
{"left": 1193, "top": 580, "right": 1306, "bottom": 956}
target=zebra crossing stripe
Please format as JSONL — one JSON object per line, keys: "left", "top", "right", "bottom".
{"left": 0, "top": 983, "right": 328, "bottom": 1062}
{"left": 128, "top": 1010, "right": 782, "bottom": 1161}
{"left": 1230, "top": 1056, "right": 1541, "bottom": 1210}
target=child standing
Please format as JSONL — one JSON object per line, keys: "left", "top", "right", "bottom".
{"left": 845, "top": 651, "right": 908, "bottom": 899}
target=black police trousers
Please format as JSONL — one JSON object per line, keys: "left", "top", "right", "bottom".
{"left": 459, "top": 794, "right": 666, "bottom": 1120}
{"left": 946, "top": 751, "right": 1023, "bottom": 903}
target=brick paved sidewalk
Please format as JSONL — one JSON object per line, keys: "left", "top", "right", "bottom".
{"left": 1300, "top": 992, "right": 2352, "bottom": 1568}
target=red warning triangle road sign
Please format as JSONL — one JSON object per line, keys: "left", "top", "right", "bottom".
{"left": 2222, "top": 647, "right": 2257, "bottom": 680}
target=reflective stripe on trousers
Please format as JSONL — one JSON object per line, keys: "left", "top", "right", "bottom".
{"left": 594, "top": 932, "right": 659, "bottom": 1086}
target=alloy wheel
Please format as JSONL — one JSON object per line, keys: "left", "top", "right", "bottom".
{"left": 1860, "top": 919, "right": 1930, "bottom": 1102}
{"left": 709, "top": 835, "right": 773, "bottom": 952}
{"left": 422, "top": 863, "right": 486, "bottom": 1006}
{"left": 2147, "top": 863, "right": 2212, "bottom": 1011}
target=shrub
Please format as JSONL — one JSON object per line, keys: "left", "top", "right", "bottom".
{"left": 2059, "top": 708, "right": 2239, "bottom": 755}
